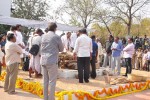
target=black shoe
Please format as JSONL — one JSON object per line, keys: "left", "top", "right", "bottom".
{"left": 91, "top": 77, "right": 96, "bottom": 79}
{"left": 122, "top": 75, "right": 127, "bottom": 77}
{"left": 79, "top": 81, "right": 83, "bottom": 83}
{"left": 85, "top": 80, "right": 89, "bottom": 83}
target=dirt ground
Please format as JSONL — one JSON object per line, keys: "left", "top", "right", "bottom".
{"left": 0, "top": 68, "right": 150, "bottom": 100}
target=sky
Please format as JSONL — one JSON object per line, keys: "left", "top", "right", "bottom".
{"left": 48, "top": 0, "right": 150, "bottom": 25}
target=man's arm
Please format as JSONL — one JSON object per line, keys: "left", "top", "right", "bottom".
{"left": 58, "top": 37, "right": 64, "bottom": 52}
{"left": 73, "top": 38, "right": 79, "bottom": 59}
{"left": 123, "top": 44, "right": 130, "bottom": 51}
{"left": 96, "top": 44, "right": 98, "bottom": 61}
{"left": 14, "top": 44, "right": 23, "bottom": 54}
{"left": 117, "top": 43, "right": 123, "bottom": 51}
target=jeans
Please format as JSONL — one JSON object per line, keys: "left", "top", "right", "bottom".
{"left": 111, "top": 56, "right": 121, "bottom": 75}
{"left": 125, "top": 58, "right": 132, "bottom": 76}
{"left": 90, "top": 56, "right": 96, "bottom": 79}
{"left": 77, "top": 57, "right": 90, "bottom": 83}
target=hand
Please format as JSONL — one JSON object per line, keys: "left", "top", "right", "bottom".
{"left": 90, "top": 56, "right": 92, "bottom": 60}
{"left": 18, "top": 44, "right": 25, "bottom": 49}
{"left": 112, "top": 48, "right": 117, "bottom": 50}
{"left": 73, "top": 52, "right": 77, "bottom": 60}
{"left": 17, "top": 52, "right": 21, "bottom": 55}
{"left": 95, "top": 58, "right": 98, "bottom": 63}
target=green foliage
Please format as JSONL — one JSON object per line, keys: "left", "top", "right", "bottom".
{"left": 12, "top": 0, "right": 49, "bottom": 20}
{"left": 0, "top": 25, "right": 10, "bottom": 34}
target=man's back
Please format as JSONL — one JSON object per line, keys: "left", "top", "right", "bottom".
{"left": 40, "top": 31, "right": 63, "bottom": 65}
{"left": 74, "top": 34, "right": 92, "bottom": 57}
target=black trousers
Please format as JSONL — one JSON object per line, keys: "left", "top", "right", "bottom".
{"left": 77, "top": 57, "right": 90, "bottom": 83}
{"left": 125, "top": 58, "right": 132, "bottom": 76}
{"left": 90, "top": 56, "right": 97, "bottom": 79}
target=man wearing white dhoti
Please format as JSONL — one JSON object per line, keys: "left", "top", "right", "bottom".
{"left": 28, "top": 29, "right": 43, "bottom": 78}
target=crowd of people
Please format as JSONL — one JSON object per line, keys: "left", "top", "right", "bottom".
{"left": 0, "top": 22, "right": 150, "bottom": 100}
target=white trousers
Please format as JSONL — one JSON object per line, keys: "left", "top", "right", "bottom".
{"left": 111, "top": 56, "right": 121, "bottom": 75}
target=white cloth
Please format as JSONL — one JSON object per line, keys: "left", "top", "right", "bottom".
{"left": 70, "top": 33, "right": 77, "bottom": 48}
{"left": 16, "top": 31, "right": 23, "bottom": 45}
{"left": 29, "top": 55, "right": 41, "bottom": 74}
{"left": 97, "top": 42, "right": 103, "bottom": 55}
{"left": 123, "top": 43, "right": 135, "bottom": 58}
{"left": 73, "top": 34, "right": 92, "bottom": 57}
{"left": 143, "top": 54, "right": 148, "bottom": 60}
{"left": 7, "top": 31, "right": 14, "bottom": 35}
{"left": 147, "top": 52, "right": 150, "bottom": 60}
{"left": 61, "top": 35, "right": 71, "bottom": 52}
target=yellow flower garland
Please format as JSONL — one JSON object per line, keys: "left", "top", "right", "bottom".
{"left": 0, "top": 71, "right": 150, "bottom": 100}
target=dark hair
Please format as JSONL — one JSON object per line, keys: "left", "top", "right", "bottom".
{"left": 0, "top": 35, "right": 3, "bottom": 42}
{"left": 16, "top": 24, "right": 22, "bottom": 29}
{"left": 91, "top": 35, "right": 96, "bottom": 39}
{"left": 36, "top": 28, "right": 43, "bottom": 33}
{"left": 10, "top": 26, "right": 17, "bottom": 31}
{"left": 48, "top": 22, "right": 57, "bottom": 32}
{"left": 79, "top": 28, "right": 87, "bottom": 34}
{"left": 115, "top": 37, "right": 119, "bottom": 39}
{"left": 144, "top": 50, "right": 148, "bottom": 53}
{"left": 7, "top": 33, "right": 15, "bottom": 41}
{"left": 129, "top": 38, "right": 133, "bottom": 42}
{"left": 45, "top": 28, "right": 49, "bottom": 33}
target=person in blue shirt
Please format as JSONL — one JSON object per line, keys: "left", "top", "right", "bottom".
{"left": 0, "top": 34, "right": 6, "bottom": 54}
{"left": 90, "top": 35, "right": 98, "bottom": 79}
{"left": 111, "top": 37, "right": 123, "bottom": 75}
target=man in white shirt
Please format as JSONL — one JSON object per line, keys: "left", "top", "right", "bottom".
{"left": 61, "top": 32, "right": 71, "bottom": 52}
{"left": 15, "top": 25, "right": 24, "bottom": 48}
{"left": 123, "top": 38, "right": 135, "bottom": 76}
{"left": 70, "top": 32, "right": 77, "bottom": 51}
{"left": 73, "top": 29, "right": 92, "bottom": 83}
{"left": 4, "top": 33, "right": 23, "bottom": 94}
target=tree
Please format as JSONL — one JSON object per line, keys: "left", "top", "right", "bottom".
{"left": 95, "top": 9, "right": 113, "bottom": 34}
{"left": 62, "top": 0, "right": 101, "bottom": 28}
{"left": 105, "top": 0, "right": 150, "bottom": 35}
{"left": 109, "top": 20, "right": 125, "bottom": 36}
{"left": 91, "top": 23, "right": 108, "bottom": 44}
{"left": 12, "top": 0, "right": 49, "bottom": 20}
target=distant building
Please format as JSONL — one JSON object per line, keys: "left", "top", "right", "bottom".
{"left": 0, "top": 0, "right": 11, "bottom": 16}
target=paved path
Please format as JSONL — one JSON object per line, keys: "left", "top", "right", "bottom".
{"left": 0, "top": 87, "right": 42, "bottom": 100}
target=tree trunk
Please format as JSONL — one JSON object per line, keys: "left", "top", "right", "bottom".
{"left": 101, "top": 18, "right": 112, "bottom": 35}
{"left": 127, "top": 24, "right": 131, "bottom": 35}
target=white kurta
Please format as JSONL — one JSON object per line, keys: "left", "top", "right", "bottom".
{"left": 70, "top": 33, "right": 77, "bottom": 48}
{"left": 28, "top": 34, "right": 41, "bottom": 74}
{"left": 61, "top": 35, "right": 71, "bottom": 52}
